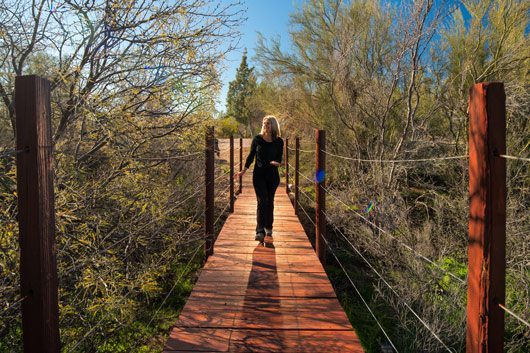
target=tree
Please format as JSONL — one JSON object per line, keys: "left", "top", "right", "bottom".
{"left": 226, "top": 49, "right": 256, "bottom": 136}
{"left": 0, "top": 0, "right": 244, "bottom": 350}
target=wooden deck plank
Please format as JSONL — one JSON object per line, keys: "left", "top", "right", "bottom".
{"left": 164, "top": 172, "right": 363, "bottom": 352}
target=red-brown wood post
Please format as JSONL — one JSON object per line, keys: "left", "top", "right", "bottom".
{"left": 467, "top": 82, "right": 506, "bottom": 353}
{"left": 205, "top": 126, "right": 215, "bottom": 258}
{"left": 315, "top": 130, "right": 326, "bottom": 265}
{"left": 15, "top": 75, "right": 60, "bottom": 353}
{"left": 239, "top": 137, "right": 243, "bottom": 193}
{"left": 229, "top": 135, "right": 234, "bottom": 212}
{"left": 294, "top": 137, "right": 300, "bottom": 216}
{"left": 285, "top": 138, "right": 289, "bottom": 194}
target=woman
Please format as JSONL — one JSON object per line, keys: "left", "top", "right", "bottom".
{"left": 236, "top": 116, "right": 284, "bottom": 243}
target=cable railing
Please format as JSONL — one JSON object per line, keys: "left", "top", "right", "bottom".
{"left": 4, "top": 78, "right": 246, "bottom": 353}
{"left": 283, "top": 84, "right": 527, "bottom": 352}
{"left": 293, "top": 167, "right": 457, "bottom": 352}
{"left": 296, "top": 197, "right": 401, "bottom": 351}
{"left": 497, "top": 154, "right": 530, "bottom": 162}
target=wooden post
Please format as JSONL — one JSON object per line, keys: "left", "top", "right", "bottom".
{"left": 205, "top": 126, "right": 215, "bottom": 258}
{"left": 229, "top": 135, "right": 234, "bottom": 212}
{"left": 285, "top": 138, "right": 289, "bottom": 194}
{"left": 295, "top": 137, "right": 300, "bottom": 216}
{"left": 467, "top": 82, "right": 506, "bottom": 353}
{"left": 315, "top": 130, "right": 326, "bottom": 265}
{"left": 15, "top": 75, "right": 60, "bottom": 353}
{"left": 239, "top": 137, "right": 243, "bottom": 194}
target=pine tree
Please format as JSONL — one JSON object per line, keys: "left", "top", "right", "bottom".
{"left": 226, "top": 49, "right": 256, "bottom": 136}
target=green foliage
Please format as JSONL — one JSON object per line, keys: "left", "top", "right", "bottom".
{"left": 215, "top": 116, "right": 240, "bottom": 138}
{"left": 226, "top": 50, "right": 258, "bottom": 135}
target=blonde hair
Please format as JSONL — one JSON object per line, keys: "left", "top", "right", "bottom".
{"left": 260, "top": 115, "right": 281, "bottom": 139}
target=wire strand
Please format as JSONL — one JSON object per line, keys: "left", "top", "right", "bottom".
{"left": 498, "top": 303, "right": 530, "bottom": 328}
{"left": 317, "top": 228, "right": 400, "bottom": 352}
{"left": 323, "top": 185, "right": 466, "bottom": 285}
{"left": 295, "top": 168, "right": 465, "bottom": 285}
{"left": 497, "top": 154, "right": 530, "bottom": 162}
{"left": 287, "top": 145, "right": 315, "bottom": 153}
{"left": 0, "top": 148, "right": 28, "bottom": 158}
{"left": 125, "top": 241, "right": 205, "bottom": 352}
{"left": 297, "top": 199, "right": 316, "bottom": 227}
{"left": 321, "top": 149, "right": 468, "bottom": 163}
{"left": 322, "top": 210, "right": 455, "bottom": 353}
{"left": 132, "top": 151, "right": 203, "bottom": 161}
{"left": 214, "top": 199, "right": 232, "bottom": 226}
{"left": 0, "top": 295, "right": 28, "bottom": 316}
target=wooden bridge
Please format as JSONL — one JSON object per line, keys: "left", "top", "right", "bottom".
{"left": 163, "top": 171, "right": 363, "bottom": 352}
{"left": 11, "top": 77, "right": 524, "bottom": 353}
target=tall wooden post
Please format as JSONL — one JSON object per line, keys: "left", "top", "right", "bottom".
{"left": 285, "top": 138, "right": 289, "bottom": 193}
{"left": 205, "top": 126, "right": 215, "bottom": 258}
{"left": 315, "top": 130, "right": 326, "bottom": 265}
{"left": 294, "top": 137, "right": 300, "bottom": 216}
{"left": 239, "top": 137, "right": 243, "bottom": 194}
{"left": 15, "top": 75, "right": 60, "bottom": 353}
{"left": 229, "top": 135, "right": 234, "bottom": 212}
{"left": 467, "top": 82, "right": 506, "bottom": 353}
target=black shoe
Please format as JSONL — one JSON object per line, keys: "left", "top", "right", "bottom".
{"left": 255, "top": 232, "right": 265, "bottom": 242}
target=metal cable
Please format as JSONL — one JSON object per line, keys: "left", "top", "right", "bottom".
{"left": 298, "top": 170, "right": 316, "bottom": 184}
{"left": 286, "top": 145, "right": 315, "bottom": 153}
{"left": 323, "top": 186, "right": 466, "bottom": 285}
{"left": 59, "top": 189, "right": 203, "bottom": 278}
{"left": 59, "top": 211, "right": 203, "bottom": 326}
{"left": 0, "top": 295, "right": 28, "bottom": 316}
{"left": 132, "top": 151, "right": 203, "bottom": 161}
{"left": 498, "top": 303, "right": 530, "bottom": 328}
{"left": 66, "top": 240, "right": 204, "bottom": 353}
{"left": 146, "top": 241, "right": 204, "bottom": 327}
{"left": 497, "top": 154, "right": 530, "bottom": 162}
{"left": 125, "top": 241, "right": 205, "bottom": 352}
{"left": 214, "top": 199, "right": 232, "bottom": 226}
{"left": 295, "top": 167, "right": 465, "bottom": 285}
{"left": 321, "top": 149, "right": 468, "bottom": 163}
{"left": 322, "top": 210, "right": 455, "bottom": 353}
{"left": 318, "top": 230, "right": 400, "bottom": 352}
{"left": 298, "top": 187, "right": 315, "bottom": 204}
{"left": 0, "top": 148, "right": 28, "bottom": 158}
{"left": 214, "top": 182, "right": 232, "bottom": 201}
{"left": 297, "top": 199, "right": 316, "bottom": 227}
{"left": 287, "top": 145, "right": 315, "bottom": 154}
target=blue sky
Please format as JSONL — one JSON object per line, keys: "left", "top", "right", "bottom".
{"left": 216, "top": 0, "right": 302, "bottom": 112}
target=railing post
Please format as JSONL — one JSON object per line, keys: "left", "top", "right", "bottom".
{"left": 285, "top": 138, "right": 289, "bottom": 194}
{"left": 295, "top": 137, "right": 300, "bottom": 216}
{"left": 205, "top": 126, "right": 215, "bottom": 258}
{"left": 229, "top": 135, "right": 234, "bottom": 212}
{"left": 239, "top": 137, "right": 243, "bottom": 193}
{"left": 315, "top": 130, "right": 326, "bottom": 265}
{"left": 15, "top": 75, "right": 60, "bottom": 353}
{"left": 467, "top": 82, "right": 506, "bottom": 353}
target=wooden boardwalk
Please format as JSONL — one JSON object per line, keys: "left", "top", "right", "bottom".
{"left": 164, "top": 171, "right": 364, "bottom": 352}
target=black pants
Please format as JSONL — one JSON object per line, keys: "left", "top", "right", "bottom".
{"left": 253, "top": 168, "right": 280, "bottom": 234}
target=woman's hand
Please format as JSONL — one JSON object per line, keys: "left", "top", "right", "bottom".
{"left": 235, "top": 169, "right": 247, "bottom": 179}
{"left": 270, "top": 161, "right": 281, "bottom": 167}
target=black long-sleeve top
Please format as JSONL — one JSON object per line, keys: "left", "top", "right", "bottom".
{"left": 245, "top": 135, "right": 284, "bottom": 170}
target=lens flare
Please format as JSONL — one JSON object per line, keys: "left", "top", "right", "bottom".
{"left": 314, "top": 170, "right": 325, "bottom": 183}
{"left": 365, "top": 201, "right": 374, "bottom": 213}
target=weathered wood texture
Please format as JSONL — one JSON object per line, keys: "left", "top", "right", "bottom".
{"left": 164, "top": 171, "right": 363, "bottom": 352}
{"left": 467, "top": 82, "right": 506, "bottom": 353}
{"left": 230, "top": 135, "right": 234, "bottom": 212}
{"left": 205, "top": 127, "right": 215, "bottom": 257}
{"left": 285, "top": 138, "right": 289, "bottom": 194}
{"left": 15, "top": 75, "right": 60, "bottom": 353}
{"left": 315, "top": 130, "right": 326, "bottom": 265}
